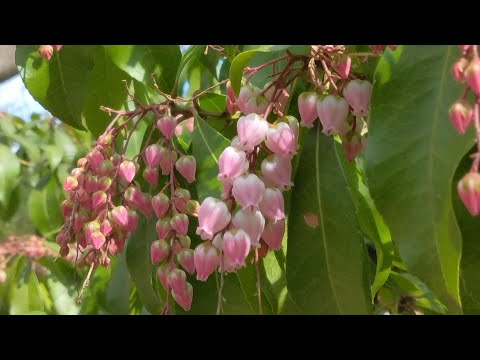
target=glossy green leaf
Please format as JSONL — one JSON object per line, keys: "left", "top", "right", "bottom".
{"left": 0, "top": 144, "right": 20, "bottom": 209}
{"left": 10, "top": 262, "right": 45, "bottom": 315}
{"left": 173, "top": 45, "right": 206, "bottom": 96}
{"left": 104, "top": 254, "right": 131, "bottom": 315}
{"left": 44, "top": 145, "right": 63, "bottom": 170}
{"left": 46, "top": 277, "right": 80, "bottom": 315}
{"left": 366, "top": 45, "right": 474, "bottom": 313}
{"left": 16, "top": 45, "right": 95, "bottom": 130}
{"left": 27, "top": 177, "right": 64, "bottom": 237}
{"left": 287, "top": 125, "right": 371, "bottom": 314}
{"left": 191, "top": 113, "right": 230, "bottom": 201}
{"left": 199, "top": 93, "right": 226, "bottom": 113}
{"left": 104, "top": 45, "right": 181, "bottom": 93}
{"left": 84, "top": 46, "right": 130, "bottom": 137}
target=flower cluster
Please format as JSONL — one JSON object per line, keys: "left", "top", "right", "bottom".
{"left": 451, "top": 45, "right": 480, "bottom": 216}
{"left": 38, "top": 45, "right": 63, "bottom": 61}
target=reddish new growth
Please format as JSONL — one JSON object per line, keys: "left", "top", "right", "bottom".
{"left": 0, "top": 235, "right": 69, "bottom": 283}
{"left": 451, "top": 45, "right": 480, "bottom": 216}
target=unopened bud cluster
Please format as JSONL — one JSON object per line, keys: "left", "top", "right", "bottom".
{"left": 38, "top": 45, "right": 63, "bottom": 61}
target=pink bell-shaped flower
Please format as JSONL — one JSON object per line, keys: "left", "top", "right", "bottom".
{"left": 157, "top": 262, "right": 176, "bottom": 290}
{"left": 111, "top": 206, "right": 129, "bottom": 228}
{"left": 341, "top": 132, "right": 366, "bottom": 162}
{"left": 333, "top": 55, "right": 352, "bottom": 78}
{"left": 152, "top": 193, "right": 170, "bottom": 218}
{"left": 119, "top": 160, "right": 136, "bottom": 183}
{"left": 259, "top": 187, "right": 285, "bottom": 222}
{"left": 159, "top": 148, "right": 177, "bottom": 176}
{"left": 196, "top": 197, "right": 231, "bottom": 240}
{"left": 171, "top": 213, "right": 189, "bottom": 235}
{"left": 151, "top": 239, "right": 170, "bottom": 264}
{"left": 221, "top": 177, "right": 234, "bottom": 200}
{"left": 172, "top": 282, "right": 193, "bottom": 311}
{"left": 63, "top": 176, "right": 78, "bottom": 192}
{"left": 218, "top": 146, "right": 249, "bottom": 180}
{"left": 174, "top": 188, "right": 191, "bottom": 214}
{"left": 244, "top": 95, "right": 269, "bottom": 116}
{"left": 237, "top": 113, "right": 269, "bottom": 152}
{"left": 156, "top": 218, "right": 172, "bottom": 239}
{"left": 222, "top": 228, "right": 251, "bottom": 267}
{"left": 167, "top": 268, "right": 187, "bottom": 294}
{"left": 265, "top": 122, "right": 297, "bottom": 158}
{"left": 465, "top": 59, "right": 480, "bottom": 96}
{"left": 298, "top": 92, "right": 319, "bottom": 128}
{"left": 237, "top": 84, "right": 260, "bottom": 114}
{"left": 194, "top": 241, "right": 220, "bottom": 281}
{"left": 261, "top": 154, "right": 294, "bottom": 191}
{"left": 232, "top": 174, "right": 266, "bottom": 211}
{"left": 452, "top": 58, "right": 469, "bottom": 83}
{"left": 90, "top": 230, "right": 106, "bottom": 250}
{"left": 157, "top": 116, "right": 177, "bottom": 139}
{"left": 143, "top": 167, "right": 159, "bottom": 186}
{"left": 449, "top": 99, "right": 473, "bottom": 134}
{"left": 288, "top": 116, "right": 299, "bottom": 141}
{"left": 232, "top": 208, "right": 265, "bottom": 247}
{"left": 127, "top": 209, "right": 139, "bottom": 233}
{"left": 458, "top": 172, "right": 480, "bottom": 216}
{"left": 38, "top": 45, "right": 54, "bottom": 60}
{"left": 261, "top": 218, "right": 285, "bottom": 250}
{"left": 175, "top": 155, "right": 196, "bottom": 183}
{"left": 317, "top": 95, "right": 351, "bottom": 135}
{"left": 177, "top": 248, "right": 195, "bottom": 274}
{"left": 145, "top": 144, "right": 163, "bottom": 168}
{"left": 342, "top": 80, "right": 373, "bottom": 118}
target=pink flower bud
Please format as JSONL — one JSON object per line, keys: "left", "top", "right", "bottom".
{"left": 261, "top": 154, "right": 293, "bottom": 191}
{"left": 98, "top": 176, "right": 112, "bottom": 192}
{"left": 227, "top": 96, "right": 238, "bottom": 115}
{"left": 333, "top": 56, "right": 352, "bottom": 79}
{"left": 61, "top": 199, "right": 74, "bottom": 218}
{"left": 465, "top": 59, "right": 480, "bottom": 96}
{"left": 157, "top": 262, "right": 176, "bottom": 290}
{"left": 226, "top": 80, "right": 236, "bottom": 102}
{"left": 156, "top": 218, "right": 172, "bottom": 239}
{"left": 177, "top": 248, "right": 195, "bottom": 274}
{"left": 232, "top": 174, "right": 266, "bottom": 211}
{"left": 127, "top": 209, "right": 139, "bottom": 233}
{"left": 91, "top": 191, "right": 107, "bottom": 211}
{"left": 157, "top": 116, "right": 177, "bottom": 139}
{"left": 298, "top": 92, "right": 319, "bottom": 128}
{"left": 259, "top": 187, "right": 285, "bottom": 222}
{"left": 97, "top": 159, "right": 114, "bottom": 177}
{"left": 237, "top": 84, "right": 260, "bottom": 114}
{"left": 137, "top": 193, "right": 154, "bottom": 218}
{"left": 452, "top": 58, "right": 469, "bottom": 83}
{"left": 261, "top": 218, "right": 285, "bottom": 250}
{"left": 222, "top": 228, "right": 251, "bottom": 267}
{"left": 89, "top": 150, "right": 104, "bottom": 171}
{"left": 171, "top": 213, "right": 189, "bottom": 235}
{"left": 172, "top": 282, "right": 193, "bottom": 311}
{"left": 63, "top": 176, "right": 78, "bottom": 191}
{"left": 317, "top": 95, "right": 351, "bottom": 135}
{"left": 91, "top": 230, "right": 106, "bottom": 250}
{"left": 84, "top": 174, "right": 98, "bottom": 193}
{"left": 196, "top": 197, "right": 231, "bottom": 240}
{"left": 449, "top": 99, "right": 473, "bottom": 134}
{"left": 232, "top": 208, "right": 265, "bottom": 247}
{"left": 152, "top": 193, "right": 170, "bottom": 218}
{"left": 265, "top": 122, "right": 297, "bottom": 158}
{"left": 194, "top": 241, "right": 220, "bottom": 281}
{"left": 237, "top": 113, "right": 269, "bottom": 152}
{"left": 38, "top": 45, "right": 54, "bottom": 60}
{"left": 342, "top": 133, "right": 365, "bottom": 162}
{"left": 100, "top": 219, "right": 113, "bottom": 237}
{"left": 186, "top": 200, "right": 200, "bottom": 217}
{"left": 167, "top": 268, "right": 187, "bottom": 294}
{"left": 219, "top": 254, "right": 238, "bottom": 273}
{"left": 458, "top": 172, "right": 480, "bottom": 216}
{"left": 459, "top": 45, "right": 472, "bottom": 53}
{"left": 111, "top": 206, "right": 129, "bottom": 228}
{"left": 218, "top": 146, "right": 249, "bottom": 180}
{"left": 245, "top": 95, "right": 269, "bottom": 116}
{"left": 145, "top": 144, "right": 163, "bottom": 168}
{"left": 119, "top": 160, "right": 136, "bottom": 183}
{"left": 53, "top": 45, "right": 63, "bottom": 51}
{"left": 159, "top": 148, "right": 177, "bottom": 176}
{"left": 143, "top": 167, "right": 159, "bottom": 186}
{"left": 343, "top": 80, "right": 373, "bottom": 118}
{"left": 175, "top": 155, "right": 196, "bottom": 183}
{"left": 174, "top": 188, "right": 191, "bottom": 214}
{"left": 151, "top": 239, "right": 170, "bottom": 264}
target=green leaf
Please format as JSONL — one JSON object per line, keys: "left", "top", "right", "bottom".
{"left": 173, "top": 45, "right": 206, "bottom": 96}
{"left": 16, "top": 45, "right": 95, "bottom": 130}
{"left": 0, "top": 185, "right": 21, "bottom": 221}
{"left": 9, "top": 262, "right": 45, "bottom": 315}
{"left": 337, "top": 141, "right": 394, "bottom": 300}
{"left": 104, "top": 45, "right": 181, "bottom": 93}
{"left": 198, "top": 93, "right": 226, "bottom": 113}
{"left": 54, "top": 125, "right": 79, "bottom": 163}
{"left": 287, "top": 125, "right": 371, "bottom": 314}
{"left": 105, "top": 254, "right": 131, "bottom": 315}
{"left": 84, "top": 46, "right": 130, "bottom": 137}
{"left": 44, "top": 145, "right": 63, "bottom": 170}
{"left": 366, "top": 45, "right": 473, "bottom": 314}
{"left": 28, "top": 177, "right": 64, "bottom": 236}
{"left": 452, "top": 146, "right": 480, "bottom": 314}
{"left": 0, "top": 144, "right": 20, "bottom": 209}
{"left": 46, "top": 277, "right": 80, "bottom": 315}
{"left": 191, "top": 113, "right": 230, "bottom": 201}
